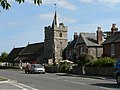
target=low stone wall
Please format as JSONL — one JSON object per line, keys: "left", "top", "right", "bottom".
{"left": 72, "top": 66, "right": 114, "bottom": 76}
{"left": 45, "top": 66, "right": 59, "bottom": 73}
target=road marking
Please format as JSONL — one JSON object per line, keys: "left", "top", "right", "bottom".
{"left": 11, "top": 83, "right": 40, "bottom": 90}
{"left": 12, "top": 83, "right": 28, "bottom": 90}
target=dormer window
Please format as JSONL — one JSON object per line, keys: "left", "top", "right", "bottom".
{"left": 59, "top": 32, "right": 62, "bottom": 37}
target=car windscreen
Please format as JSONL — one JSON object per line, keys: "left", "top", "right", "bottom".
{"left": 34, "top": 64, "right": 43, "bottom": 68}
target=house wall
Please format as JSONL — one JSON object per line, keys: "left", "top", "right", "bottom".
{"left": 114, "top": 42, "right": 120, "bottom": 59}
{"left": 88, "top": 46, "right": 103, "bottom": 58}
{"left": 103, "top": 44, "right": 111, "bottom": 57}
{"left": 103, "top": 42, "right": 120, "bottom": 59}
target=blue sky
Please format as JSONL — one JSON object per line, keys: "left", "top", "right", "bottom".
{"left": 0, "top": 0, "right": 120, "bottom": 54}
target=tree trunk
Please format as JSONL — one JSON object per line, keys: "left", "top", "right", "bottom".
{"left": 81, "top": 65, "right": 85, "bottom": 75}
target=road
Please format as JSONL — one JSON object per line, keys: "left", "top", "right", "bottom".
{"left": 0, "top": 69, "right": 119, "bottom": 90}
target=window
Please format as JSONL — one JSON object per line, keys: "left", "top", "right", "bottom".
{"left": 111, "top": 44, "right": 115, "bottom": 56}
{"left": 59, "top": 32, "right": 62, "bottom": 37}
{"left": 80, "top": 46, "right": 84, "bottom": 55}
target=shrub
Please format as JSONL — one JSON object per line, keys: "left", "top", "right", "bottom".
{"left": 78, "top": 54, "right": 94, "bottom": 66}
{"left": 87, "top": 57, "right": 115, "bottom": 67}
{"left": 59, "top": 62, "right": 71, "bottom": 73}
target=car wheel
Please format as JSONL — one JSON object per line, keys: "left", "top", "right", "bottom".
{"left": 42, "top": 72, "right": 45, "bottom": 74}
{"left": 25, "top": 70, "right": 27, "bottom": 74}
{"left": 116, "top": 74, "right": 120, "bottom": 85}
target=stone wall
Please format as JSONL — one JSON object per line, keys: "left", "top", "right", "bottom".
{"left": 45, "top": 66, "right": 59, "bottom": 73}
{"left": 72, "top": 66, "right": 114, "bottom": 76}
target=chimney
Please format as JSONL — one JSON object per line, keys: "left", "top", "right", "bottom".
{"left": 74, "top": 32, "right": 78, "bottom": 40}
{"left": 97, "top": 27, "right": 103, "bottom": 45}
{"left": 111, "top": 24, "right": 118, "bottom": 35}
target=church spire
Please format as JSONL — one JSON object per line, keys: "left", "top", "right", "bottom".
{"left": 52, "top": 4, "right": 59, "bottom": 27}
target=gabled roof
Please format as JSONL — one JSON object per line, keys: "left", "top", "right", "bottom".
{"left": 7, "top": 47, "right": 24, "bottom": 61}
{"left": 19, "top": 42, "right": 44, "bottom": 55}
{"left": 66, "top": 39, "right": 77, "bottom": 49}
{"left": 77, "top": 33, "right": 100, "bottom": 46}
{"left": 103, "top": 32, "right": 120, "bottom": 44}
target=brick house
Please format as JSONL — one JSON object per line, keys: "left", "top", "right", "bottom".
{"left": 65, "top": 27, "right": 103, "bottom": 62}
{"left": 102, "top": 24, "right": 120, "bottom": 59}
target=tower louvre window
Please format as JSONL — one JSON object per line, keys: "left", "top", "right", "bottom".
{"left": 59, "top": 32, "right": 62, "bottom": 37}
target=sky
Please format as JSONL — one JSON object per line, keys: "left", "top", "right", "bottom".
{"left": 0, "top": 0, "right": 120, "bottom": 54}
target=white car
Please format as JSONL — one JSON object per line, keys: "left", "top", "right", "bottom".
{"left": 30, "top": 64, "right": 45, "bottom": 74}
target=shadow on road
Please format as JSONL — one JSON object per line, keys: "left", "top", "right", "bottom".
{"left": 91, "top": 83, "right": 120, "bottom": 89}
{"left": 56, "top": 73, "right": 114, "bottom": 80}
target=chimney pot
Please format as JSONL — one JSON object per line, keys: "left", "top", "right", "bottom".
{"left": 74, "top": 32, "right": 78, "bottom": 40}
{"left": 111, "top": 23, "right": 118, "bottom": 35}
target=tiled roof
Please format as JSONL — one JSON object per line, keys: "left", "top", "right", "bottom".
{"left": 102, "top": 32, "right": 120, "bottom": 44}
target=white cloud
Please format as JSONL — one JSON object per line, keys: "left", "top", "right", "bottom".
{"left": 8, "top": 22, "right": 18, "bottom": 26}
{"left": 60, "top": 17, "right": 77, "bottom": 24}
{"left": 38, "top": 13, "right": 54, "bottom": 20}
{"left": 79, "top": 0, "right": 120, "bottom": 5}
{"left": 58, "top": 0, "right": 76, "bottom": 10}
{"left": 43, "top": 0, "right": 77, "bottom": 10}
{"left": 38, "top": 13, "right": 77, "bottom": 24}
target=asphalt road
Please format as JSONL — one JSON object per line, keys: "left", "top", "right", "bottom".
{"left": 0, "top": 69, "right": 120, "bottom": 90}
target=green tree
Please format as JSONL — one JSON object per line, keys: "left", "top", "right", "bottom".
{"left": 0, "top": 0, "right": 42, "bottom": 10}
{"left": 0, "top": 52, "right": 8, "bottom": 62}
{"left": 78, "top": 54, "right": 94, "bottom": 74}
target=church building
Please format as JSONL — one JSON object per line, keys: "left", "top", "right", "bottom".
{"left": 44, "top": 11, "right": 68, "bottom": 64}
{"left": 8, "top": 11, "right": 68, "bottom": 66}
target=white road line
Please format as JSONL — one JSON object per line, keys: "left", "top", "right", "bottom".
{"left": 12, "top": 83, "right": 28, "bottom": 90}
{"left": 12, "top": 83, "right": 39, "bottom": 90}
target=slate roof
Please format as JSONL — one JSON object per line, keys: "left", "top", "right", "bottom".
{"left": 66, "top": 38, "right": 77, "bottom": 49}
{"left": 77, "top": 33, "right": 101, "bottom": 46}
{"left": 102, "top": 32, "right": 120, "bottom": 44}
{"left": 7, "top": 47, "right": 24, "bottom": 62}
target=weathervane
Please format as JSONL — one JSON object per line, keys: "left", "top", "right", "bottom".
{"left": 54, "top": 3, "right": 57, "bottom": 11}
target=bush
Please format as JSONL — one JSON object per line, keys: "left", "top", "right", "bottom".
{"left": 78, "top": 54, "right": 94, "bottom": 66}
{"left": 87, "top": 57, "right": 115, "bottom": 67}
{"left": 59, "top": 62, "right": 71, "bottom": 73}
{"left": 0, "top": 66, "right": 19, "bottom": 69}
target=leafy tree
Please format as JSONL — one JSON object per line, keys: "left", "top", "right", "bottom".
{"left": 78, "top": 54, "right": 94, "bottom": 74}
{"left": 0, "top": 0, "right": 42, "bottom": 10}
{"left": 0, "top": 52, "right": 8, "bottom": 62}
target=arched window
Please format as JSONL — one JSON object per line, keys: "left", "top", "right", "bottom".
{"left": 59, "top": 32, "right": 62, "bottom": 37}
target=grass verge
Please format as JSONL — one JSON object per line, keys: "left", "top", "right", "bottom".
{"left": 0, "top": 76, "right": 8, "bottom": 81}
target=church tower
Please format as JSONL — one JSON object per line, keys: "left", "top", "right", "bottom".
{"left": 44, "top": 10, "right": 68, "bottom": 64}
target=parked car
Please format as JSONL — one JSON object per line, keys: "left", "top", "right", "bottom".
{"left": 114, "top": 58, "right": 120, "bottom": 85}
{"left": 25, "top": 64, "right": 45, "bottom": 74}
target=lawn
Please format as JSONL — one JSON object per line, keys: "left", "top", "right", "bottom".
{"left": 0, "top": 77, "right": 8, "bottom": 81}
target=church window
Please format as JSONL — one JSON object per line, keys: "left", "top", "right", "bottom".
{"left": 59, "top": 32, "right": 62, "bottom": 37}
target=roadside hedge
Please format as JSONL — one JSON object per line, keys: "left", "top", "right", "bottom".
{"left": 86, "top": 57, "right": 115, "bottom": 67}
{"left": 0, "top": 66, "right": 19, "bottom": 69}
